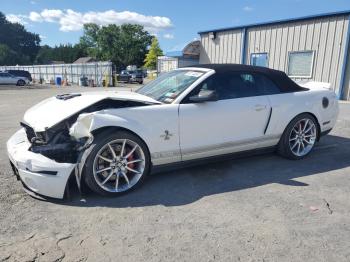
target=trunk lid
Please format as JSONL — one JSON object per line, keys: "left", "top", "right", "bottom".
{"left": 299, "top": 81, "right": 332, "bottom": 90}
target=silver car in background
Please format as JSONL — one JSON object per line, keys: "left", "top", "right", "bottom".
{"left": 0, "top": 71, "right": 30, "bottom": 86}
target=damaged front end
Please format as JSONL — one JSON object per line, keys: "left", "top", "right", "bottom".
{"left": 11, "top": 95, "right": 157, "bottom": 199}
{"left": 18, "top": 117, "right": 93, "bottom": 199}
{"left": 21, "top": 97, "right": 153, "bottom": 164}
{"left": 21, "top": 121, "right": 89, "bottom": 164}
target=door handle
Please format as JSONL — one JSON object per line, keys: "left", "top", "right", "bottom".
{"left": 254, "top": 104, "right": 267, "bottom": 111}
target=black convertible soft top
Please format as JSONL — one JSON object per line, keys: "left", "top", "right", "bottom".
{"left": 189, "top": 64, "right": 306, "bottom": 93}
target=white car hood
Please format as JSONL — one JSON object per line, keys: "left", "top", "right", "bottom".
{"left": 23, "top": 91, "right": 160, "bottom": 132}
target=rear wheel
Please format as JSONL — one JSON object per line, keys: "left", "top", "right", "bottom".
{"left": 277, "top": 114, "right": 318, "bottom": 160}
{"left": 17, "top": 80, "right": 25, "bottom": 86}
{"left": 84, "top": 130, "right": 150, "bottom": 196}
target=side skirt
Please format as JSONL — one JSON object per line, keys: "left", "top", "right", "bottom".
{"left": 151, "top": 146, "right": 276, "bottom": 174}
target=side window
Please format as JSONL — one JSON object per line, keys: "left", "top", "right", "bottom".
{"left": 183, "top": 72, "right": 265, "bottom": 102}
{"left": 253, "top": 73, "right": 281, "bottom": 95}
{"left": 250, "top": 53, "right": 268, "bottom": 67}
{"left": 181, "top": 75, "right": 215, "bottom": 103}
{"left": 212, "top": 72, "right": 264, "bottom": 100}
{"left": 182, "top": 71, "right": 281, "bottom": 103}
{"left": 288, "top": 51, "right": 314, "bottom": 77}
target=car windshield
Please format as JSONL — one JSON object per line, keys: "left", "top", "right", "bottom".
{"left": 136, "top": 70, "right": 204, "bottom": 103}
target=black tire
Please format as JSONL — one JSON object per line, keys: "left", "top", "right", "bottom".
{"left": 277, "top": 113, "right": 319, "bottom": 160}
{"left": 17, "top": 80, "right": 25, "bottom": 86}
{"left": 138, "top": 81, "right": 143, "bottom": 84}
{"left": 83, "top": 129, "right": 151, "bottom": 196}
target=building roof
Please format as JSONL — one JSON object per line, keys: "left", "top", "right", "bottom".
{"left": 50, "top": 61, "right": 65, "bottom": 64}
{"left": 165, "top": 41, "right": 201, "bottom": 58}
{"left": 198, "top": 10, "right": 350, "bottom": 34}
{"left": 188, "top": 64, "right": 305, "bottom": 92}
{"left": 73, "top": 57, "right": 96, "bottom": 64}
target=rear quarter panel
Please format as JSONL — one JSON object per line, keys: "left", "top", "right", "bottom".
{"left": 266, "top": 89, "right": 338, "bottom": 138}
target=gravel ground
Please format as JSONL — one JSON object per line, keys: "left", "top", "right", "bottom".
{"left": 0, "top": 84, "right": 350, "bottom": 262}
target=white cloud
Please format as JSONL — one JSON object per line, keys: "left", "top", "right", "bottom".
{"left": 6, "top": 14, "right": 27, "bottom": 24}
{"left": 41, "top": 9, "right": 63, "bottom": 22}
{"left": 243, "top": 6, "right": 253, "bottom": 12}
{"left": 163, "top": 33, "right": 174, "bottom": 39}
{"left": 30, "top": 0, "right": 37, "bottom": 4}
{"left": 29, "top": 11, "right": 42, "bottom": 22}
{"left": 39, "top": 34, "right": 46, "bottom": 39}
{"left": 25, "top": 9, "right": 173, "bottom": 33}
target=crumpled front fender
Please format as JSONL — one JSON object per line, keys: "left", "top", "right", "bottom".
{"left": 69, "top": 111, "right": 149, "bottom": 144}
{"left": 69, "top": 111, "right": 152, "bottom": 195}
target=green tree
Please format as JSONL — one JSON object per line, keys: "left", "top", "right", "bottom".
{"left": 0, "top": 44, "right": 21, "bottom": 65}
{"left": 144, "top": 37, "right": 163, "bottom": 70}
{"left": 79, "top": 23, "right": 100, "bottom": 58}
{"left": 0, "top": 12, "right": 40, "bottom": 65}
{"left": 35, "top": 44, "right": 87, "bottom": 64}
{"left": 79, "top": 23, "right": 152, "bottom": 70}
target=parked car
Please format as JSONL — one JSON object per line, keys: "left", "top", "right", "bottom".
{"left": 117, "top": 70, "right": 143, "bottom": 84}
{"left": 142, "top": 69, "right": 148, "bottom": 78}
{"left": 117, "top": 70, "right": 130, "bottom": 83}
{"left": 0, "top": 71, "right": 30, "bottom": 86}
{"left": 7, "top": 70, "right": 32, "bottom": 82}
{"left": 7, "top": 64, "right": 338, "bottom": 199}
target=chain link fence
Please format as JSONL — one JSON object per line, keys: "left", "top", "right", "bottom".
{"left": 0, "top": 62, "right": 113, "bottom": 86}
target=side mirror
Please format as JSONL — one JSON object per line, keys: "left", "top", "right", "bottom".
{"left": 189, "top": 90, "right": 218, "bottom": 103}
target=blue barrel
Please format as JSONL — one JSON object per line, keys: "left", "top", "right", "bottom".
{"left": 55, "top": 77, "right": 62, "bottom": 86}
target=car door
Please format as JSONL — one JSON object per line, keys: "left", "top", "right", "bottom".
{"left": 179, "top": 71, "right": 272, "bottom": 161}
{"left": 3, "top": 73, "right": 16, "bottom": 84}
{"left": 0, "top": 72, "right": 11, "bottom": 84}
{"left": 0, "top": 73, "right": 5, "bottom": 84}
{"left": 9, "top": 73, "right": 18, "bottom": 84}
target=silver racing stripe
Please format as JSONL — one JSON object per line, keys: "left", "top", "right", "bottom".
{"left": 151, "top": 135, "right": 281, "bottom": 161}
{"left": 151, "top": 150, "right": 181, "bottom": 159}
{"left": 181, "top": 135, "right": 280, "bottom": 156}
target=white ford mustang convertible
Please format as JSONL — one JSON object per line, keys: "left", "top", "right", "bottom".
{"left": 7, "top": 64, "right": 338, "bottom": 199}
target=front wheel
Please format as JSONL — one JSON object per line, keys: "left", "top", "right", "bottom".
{"left": 17, "top": 80, "right": 25, "bottom": 86}
{"left": 83, "top": 130, "right": 150, "bottom": 196}
{"left": 277, "top": 114, "right": 318, "bottom": 160}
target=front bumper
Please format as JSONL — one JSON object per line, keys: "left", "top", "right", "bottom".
{"left": 7, "top": 128, "right": 76, "bottom": 199}
{"left": 130, "top": 77, "right": 143, "bottom": 82}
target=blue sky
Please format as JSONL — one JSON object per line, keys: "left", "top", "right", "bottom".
{"left": 2, "top": 0, "right": 350, "bottom": 52}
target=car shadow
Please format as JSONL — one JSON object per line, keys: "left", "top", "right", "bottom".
{"left": 59, "top": 134, "right": 350, "bottom": 208}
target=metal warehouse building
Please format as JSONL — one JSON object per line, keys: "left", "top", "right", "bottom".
{"left": 198, "top": 10, "right": 350, "bottom": 100}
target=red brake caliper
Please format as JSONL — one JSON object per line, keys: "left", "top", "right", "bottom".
{"left": 127, "top": 150, "right": 135, "bottom": 170}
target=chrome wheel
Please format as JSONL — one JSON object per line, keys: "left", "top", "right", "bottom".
{"left": 289, "top": 118, "right": 317, "bottom": 157}
{"left": 92, "top": 139, "right": 145, "bottom": 193}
